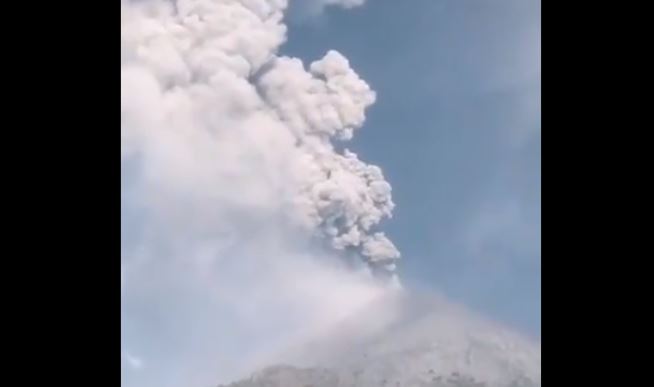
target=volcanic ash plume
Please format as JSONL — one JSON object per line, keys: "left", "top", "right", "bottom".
{"left": 121, "top": 0, "right": 398, "bottom": 276}
{"left": 121, "top": 0, "right": 398, "bottom": 385}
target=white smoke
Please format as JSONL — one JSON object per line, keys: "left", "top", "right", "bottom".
{"left": 121, "top": 0, "right": 397, "bottom": 274}
{"left": 121, "top": 0, "right": 396, "bottom": 386}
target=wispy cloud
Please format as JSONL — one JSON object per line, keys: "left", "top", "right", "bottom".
{"left": 122, "top": 349, "right": 144, "bottom": 370}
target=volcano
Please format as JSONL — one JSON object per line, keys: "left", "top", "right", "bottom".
{"left": 219, "top": 291, "right": 541, "bottom": 387}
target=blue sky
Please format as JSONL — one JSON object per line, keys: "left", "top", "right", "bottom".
{"left": 285, "top": 0, "right": 541, "bottom": 338}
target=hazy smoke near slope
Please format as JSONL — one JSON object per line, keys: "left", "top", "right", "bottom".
{"left": 222, "top": 292, "right": 541, "bottom": 387}
{"left": 121, "top": 0, "right": 397, "bottom": 386}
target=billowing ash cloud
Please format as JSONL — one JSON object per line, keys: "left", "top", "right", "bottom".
{"left": 122, "top": 0, "right": 396, "bottom": 385}
{"left": 121, "top": 0, "right": 398, "bottom": 276}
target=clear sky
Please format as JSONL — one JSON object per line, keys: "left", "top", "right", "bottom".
{"left": 284, "top": 0, "right": 541, "bottom": 338}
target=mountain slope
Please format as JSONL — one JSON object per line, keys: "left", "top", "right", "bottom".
{"left": 220, "top": 365, "right": 538, "bottom": 387}
{"left": 221, "top": 291, "right": 540, "bottom": 387}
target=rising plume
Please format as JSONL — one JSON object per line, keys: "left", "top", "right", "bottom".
{"left": 121, "top": 1, "right": 398, "bottom": 385}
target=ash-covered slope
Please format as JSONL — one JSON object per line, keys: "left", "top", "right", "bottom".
{"left": 220, "top": 365, "right": 537, "bottom": 387}
{"left": 221, "top": 291, "right": 540, "bottom": 387}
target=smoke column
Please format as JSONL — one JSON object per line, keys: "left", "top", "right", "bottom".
{"left": 121, "top": 0, "right": 400, "bottom": 385}
{"left": 121, "top": 0, "right": 398, "bottom": 277}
